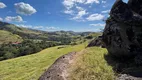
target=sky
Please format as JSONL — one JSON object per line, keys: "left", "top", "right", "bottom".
{"left": 0, "top": 0, "right": 128, "bottom": 32}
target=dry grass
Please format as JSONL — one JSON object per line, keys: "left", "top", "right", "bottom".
{"left": 67, "top": 47, "right": 115, "bottom": 80}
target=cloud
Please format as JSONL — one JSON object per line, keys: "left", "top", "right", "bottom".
{"left": 71, "top": 10, "right": 88, "bottom": 21}
{"left": 90, "top": 23, "right": 105, "bottom": 27}
{"left": 102, "top": 0, "right": 106, "bottom": 4}
{"left": 76, "top": 6, "right": 84, "bottom": 11}
{"left": 5, "top": 16, "right": 23, "bottom": 22}
{"left": 101, "top": 10, "right": 110, "bottom": 14}
{"left": 16, "top": 24, "right": 59, "bottom": 31}
{"left": 14, "top": 2, "right": 37, "bottom": 15}
{"left": 63, "top": 0, "right": 99, "bottom": 8}
{"left": 64, "top": 10, "right": 74, "bottom": 15}
{"left": 63, "top": 0, "right": 99, "bottom": 10}
{"left": 0, "top": 17, "right": 3, "bottom": 21}
{"left": 86, "top": 13, "right": 104, "bottom": 21}
{"left": 62, "top": 0, "right": 74, "bottom": 9}
{"left": 85, "top": 0, "right": 100, "bottom": 4}
{"left": 63, "top": 0, "right": 101, "bottom": 21}
{"left": 33, "top": 26, "right": 44, "bottom": 29}
{"left": 16, "top": 24, "right": 32, "bottom": 28}
{"left": 0, "top": 2, "right": 6, "bottom": 8}
{"left": 45, "top": 27, "right": 58, "bottom": 30}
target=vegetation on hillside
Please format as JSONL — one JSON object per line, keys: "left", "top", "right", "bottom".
{"left": 0, "top": 21, "right": 98, "bottom": 42}
{"left": 0, "top": 21, "right": 102, "bottom": 61}
{"left": 0, "top": 30, "right": 23, "bottom": 44}
{"left": 0, "top": 40, "right": 60, "bottom": 61}
{"left": 0, "top": 43, "right": 87, "bottom": 80}
{"left": 68, "top": 47, "right": 115, "bottom": 80}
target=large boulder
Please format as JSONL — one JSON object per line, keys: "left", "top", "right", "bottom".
{"left": 102, "top": 0, "right": 142, "bottom": 57}
{"left": 128, "top": 0, "right": 142, "bottom": 16}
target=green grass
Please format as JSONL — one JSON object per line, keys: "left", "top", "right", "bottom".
{"left": 0, "top": 43, "right": 87, "bottom": 80}
{"left": 68, "top": 47, "right": 115, "bottom": 80}
{"left": 0, "top": 30, "right": 23, "bottom": 44}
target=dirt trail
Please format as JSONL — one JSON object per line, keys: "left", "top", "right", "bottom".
{"left": 39, "top": 50, "right": 84, "bottom": 80}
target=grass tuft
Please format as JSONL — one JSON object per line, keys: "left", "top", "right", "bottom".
{"left": 67, "top": 47, "right": 115, "bottom": 80}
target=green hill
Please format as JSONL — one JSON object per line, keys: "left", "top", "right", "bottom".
{"left": 0, "top": 30, "right": 23, "bottom": 44}
{"left": 0, "top": 42, "right": 115, "bottom": 80}
{"left": 0, "top": 21, "right": 45, "bottom": 39}
{"left": 0, "top": 43, "right": 87, "bottom": 80}
{"left": 0, "top": 21, "right": 99, "bottom": 42}
{"left": 67, "top": 47, "right": 115, "bottom": 80}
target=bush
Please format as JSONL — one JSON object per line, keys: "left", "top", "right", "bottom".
{"left": 4, "top": 52, "right": 14, "bottom": 59}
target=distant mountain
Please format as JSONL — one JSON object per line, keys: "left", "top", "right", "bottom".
{"left": 0, "top": 21, "right": 47, "bottom": 40}
{"left": 0, "top": 21, "right": 100, "bottom": 44}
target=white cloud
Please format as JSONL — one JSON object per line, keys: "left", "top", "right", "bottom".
{"left": 76, "top": 6, "right": 84, "bottom": 11}
{"left": 45, "top": 27, "right": 58, "bottom": 30}
{"left": 34, "top": 26, "right": 44, "bottom": 29}
{"left": 63, "top": 0, "right": 101, "bottom": 21}
{"left": 102, "top": 0, "right": 106, "bottom": 4}
{"left": 64, "top": 10, "right": 74, "bottom": 14}
{"left": 0, "top": 17, "right": 3, "bottom": 21}
{"left": 63, "top": 0, "right": 86, "bottom": 15}
{"left": 71, "top": 10, "right": 88, "bottom": 21}
{"left": 63, "top": 0, "right": 99, "bottom": 8}
{"left": 90, "top": 23, "right": 105, "bottom": 27}
{"left": 63, "top": 0, "right": 74, "bottom": 9}
{"left": 16, "top": 24, "right": 32, "bottom": 28}
{"left": 16, "top": 24, "right": 59, "bottom": 31}
{"left": 5, "top": 16, "right": 23, "bottom": 22}
{"left": 101, "top": 10, "right": 110, "bottom": 14}
{"left": 0, "top": 2, "right": 6, "bottom": 8}
{"left": 14, "top": 2, "right": 37, "bottom": 15}
{"left": 85, "top": 0, "right": 100, "bottom": 4}
{"left": 86, "top": 13, "right": 104, "bottom": 21}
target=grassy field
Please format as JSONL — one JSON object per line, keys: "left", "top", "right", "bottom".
{"left": 0, "top": 42, "right": 115, "bottom": 80}
{"left": 0, "top": 30, "right": 23, "bottom": 44}
{"left": 0, "top": 43, "right": 87, "bottom": 80}
{"left": 67, "top": 47, "right": 115, "bottom": 80}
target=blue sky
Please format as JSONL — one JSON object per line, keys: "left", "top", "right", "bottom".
{"left": 0, "top": 0, "right": 128, "bottom": 32}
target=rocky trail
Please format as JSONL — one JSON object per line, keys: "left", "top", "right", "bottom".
{"left": 39, "top": 50, "right": 84, "bottom": 80}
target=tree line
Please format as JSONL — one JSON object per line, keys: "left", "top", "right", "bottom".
{"left": 0, "top": 40, "right": 60, "bottom": 61}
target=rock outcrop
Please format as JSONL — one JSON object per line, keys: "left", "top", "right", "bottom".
{"left": 102, "top": 0, "right": 142, "bottom": 57}
{"left": 87, "top": 36, "right": 105, "bottom": 48}
{"left": 39, "top": 52, "right": 77, "bottom": 80}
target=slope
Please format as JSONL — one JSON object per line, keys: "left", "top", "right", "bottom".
{"left": 0, "top": 30, "right": 23, "bottom": 44}
{"left": 0, "top": 42, "right": 87, "bottom": 80}
{"left": 67, "top": 47, "right": 115, "bottom": 80}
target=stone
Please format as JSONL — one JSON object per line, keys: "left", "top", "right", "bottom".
{"left": 39, "top": 52, "right": 77, "bottom": 80}
{"left": 102, "top": 0, "right": 142, "bottom": 57}
{"left": 128, "top": 0, "right": 142, "bottom": 16}
{"left": 87, "top": 36, "right": 104, "bottom": 47}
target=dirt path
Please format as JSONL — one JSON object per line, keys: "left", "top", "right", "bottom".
{"left": 39, "top": 51, "right": 84, "bottom": 80}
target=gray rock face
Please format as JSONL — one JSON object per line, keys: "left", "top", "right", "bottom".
{"left": 87, "top": 36, "right": 105, "bottom": 47}
{"left": 116, "top": 74, "right": 142, "bottom": 80}
{"left": 102, "top": 0, "right": 142, "bottom": 57}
